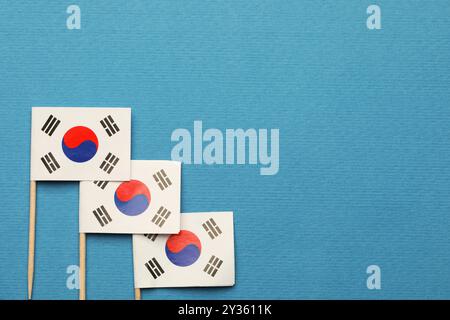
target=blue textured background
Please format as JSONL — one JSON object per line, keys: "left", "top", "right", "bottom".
{"left": 1, "top": 1, "right": 450, "bottom": 299}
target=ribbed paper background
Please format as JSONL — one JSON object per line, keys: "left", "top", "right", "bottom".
{"left": 1, "top": 1, "right": 450, "bottom": 299}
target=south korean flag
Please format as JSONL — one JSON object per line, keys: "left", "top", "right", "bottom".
{"left": 79, "top": 160, "right": 181, "bottom": 234}
{"left": 30, "top": 107, "right": 131, "bottom": 181}
{"left": 133, "top": 212, "right": 235, "bottom": 288}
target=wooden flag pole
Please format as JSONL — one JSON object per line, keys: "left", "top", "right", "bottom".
{"left": 28, "top": 180, "right": 37, "bottom": 300}
{"left": 79, "top": 233, "right": 86, "bottom": 300}
{"left": 135, "top": 288, "right": 141, "bottom": 300}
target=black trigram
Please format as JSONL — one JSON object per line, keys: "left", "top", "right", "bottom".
{"left": 93, "top": 180, "right": 109, "bottom": 190}
{"left": 151, "top": 206, "right": 171, "bottom": 227}
{"left": 153, "top": 169, "right": 172, "bottom": 190}
{"left": 145, "top": 258, "right": 164, "bottom": 279}
{"left": 203, "top": 255, "right": 223, "bottom": 277}
{"left": 144, "top": 234, "right": 158, "bottom": 241}
{"left": 202, "top": 218, "right": 222, "bottom": 240}
{"left": 100, "top": 153, "right": 119, "bottom": 174}
{"left": 93, "top": 205, "right": 112, "bottom": 227}
{"left": 41, "top": 152, "right": 60, "bottom": 174}
{"left": 41, "top": 114, "right": 60, "bottom": 136}
{"left": 100, "top": 115, "right": 120, "bottom": 137}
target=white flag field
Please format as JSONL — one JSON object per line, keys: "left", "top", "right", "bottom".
{"left": 79, "top": 160, "right": 181, "bottom": 234}
{"left": 30, "top": 107, "right": 131, "bottom": 181}
{"left": 133, "top": 212, "right": 235, "bottom": 288}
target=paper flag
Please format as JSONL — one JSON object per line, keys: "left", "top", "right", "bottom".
{"left": 79, "top": 160, "right": 181, "bottom": 234}
{"left": 133, "top": 212, "right": 235, "bottom": 288}
{"left": 30, "top": 107, "right": 131, "bottom": 181}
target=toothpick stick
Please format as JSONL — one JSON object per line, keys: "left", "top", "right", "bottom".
{"left": 28, "top": 180, "right": 36, "bottom": 300}
{"left": 79, "top": 233, "right": 86, "bottom": 300}
{"left": 135, "top": 288, "right": 141, "bottom": 300}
